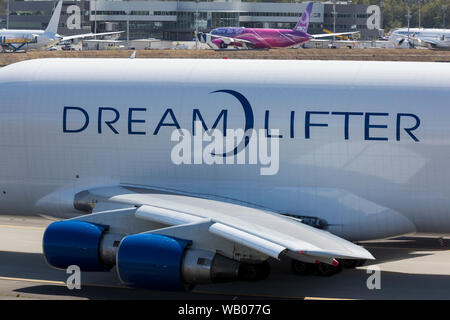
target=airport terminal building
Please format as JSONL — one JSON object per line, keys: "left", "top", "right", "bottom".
{"left": 0, "top": 1, "right": 383, "bottom": 41}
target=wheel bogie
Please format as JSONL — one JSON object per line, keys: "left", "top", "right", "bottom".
{"left": 316, "top": 262, "right": 342, "bottom": 276}
{"left": 291, "top": 260, "right": 315, "bottom": 275}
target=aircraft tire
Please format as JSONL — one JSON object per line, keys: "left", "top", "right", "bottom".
{"left": 239, "top": 261, "right": 270, "bottom": 281}
{"left": 316, "top": 262, "right": 342, "bottom": 277}
{"left": 342, "top": 259, "right": 359, "bottom": 269}
{"left": 357, "top": 259, "right": 367, "bottom": 267}
{"left": 291, "top": 260, "right": 314, "bottom": 275}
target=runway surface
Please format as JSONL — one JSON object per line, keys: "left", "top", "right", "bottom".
{"left": 0, "top": 215, "right": 449, "bottom": 300}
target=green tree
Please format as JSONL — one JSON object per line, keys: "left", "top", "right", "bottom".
{"left": 0, "top": 0, "right": 5, "bottom": 15}
{"left": 330, "top": 0, "right": 450, "bottom": 31}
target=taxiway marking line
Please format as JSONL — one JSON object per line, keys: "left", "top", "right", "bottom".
{"left": 0, "top": 276, "right": 352, "bottom": 300}
{"left": 0, "top": 275, "right": 125, "bottom": 289}
{"left": 0, "top": 224, "right": 45, "bottom": 231}
{"left": 364, "top": 245, "right": 449, "bottom": 251}
{"left": 194, "top": 289, "right": 353, "bottom": 300}
{"left": 0, "top": 276, "right": 65, "bottom": 285}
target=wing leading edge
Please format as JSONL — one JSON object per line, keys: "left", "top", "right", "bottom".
{"left": 195, "top": 32, "right": 254, "bottom": 49}
{"left": 310, "top": 31, "right": 360, "bottom": 39}
{"left": 61, "top": 31, "right": 124, "bottom": 42}
{"left": 73, "top": 186, "right": 374, "bottom": 265}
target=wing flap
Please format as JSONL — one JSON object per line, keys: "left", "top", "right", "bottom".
{"left": 209, "top": 223, "right": 286, "bottom": 259}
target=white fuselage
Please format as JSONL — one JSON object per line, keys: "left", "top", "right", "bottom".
{"left": 389, "top": 28, "right": 450, "bottom": 49}
{"left": 0, "top": 58, "right": 450, "bottom": 241}
{"left": 0, "top": 29, "right": 56, "bottom": 49}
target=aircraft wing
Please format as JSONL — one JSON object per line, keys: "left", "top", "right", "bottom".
{"left": 412, "top": 37, "right": 440, "bottom": 48}
{"left": 82, "top": 40, "right": 125, "bottom": 44}
{"left": 197, "top": 32, "right": 254, "bottom": 47}
{"left": 74, "top": 185, "right": 374, "bottom": 265}
{"left": 61, "top": 31, "right": 124, "bottom": 42}
{"left": 211, "top": 34, "right": 253, "bottom": 45}
{"left": 310, "top": 31, "right": 360, "bottom": 39}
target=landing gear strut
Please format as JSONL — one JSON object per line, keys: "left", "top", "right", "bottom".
{"left": 291, "top": 260, "right": 315, "bottom": 275}
{"left": 239, "top": 261, "right": 270, "bottom": 281}
{"left": 340, "top": 259, "right": 367, "bottom": 269}
{"left": 291, "top": 259, "right": 366, "bottom": 276}
{"left": 291, "top": 260, "right": 341, "bottom": 276}
{"left": 342, "top": 259, "right": 359, "bottom": 269}
{"left": 316, "top": 262, "right": 343, "bottom": 276}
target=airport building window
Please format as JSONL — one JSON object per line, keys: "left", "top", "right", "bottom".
{"left": 10, "top": 11, "right": 46, "bottom": 16}
{"left": 130, "top": 11, "right": 150, "bottom": 16}
{"left": 91, "top": 10, "right": 179, "bottom": 17}
{"left": 239, "top": 12, "right": 302, "bottom": 17}
{"left": 91, "top": 11, "right": 127, "bottom": 16}
{"left": 154, "top": 11, "right": 178, "bottom": 16}
{"left": 242, "top": 22, "right": 296, "bottom": 29}
{"left": 1, "top": 2, "right": 381, "bottom": 41}
{"left": 211, "top": 12, "right": 239, "bottom": 28}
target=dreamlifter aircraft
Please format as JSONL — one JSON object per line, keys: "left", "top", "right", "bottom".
{"left": 0, "top": 58, "right": 449, "bottom": 290}
{"left": 0, "top": 0, "right": 122, "bottom": 52}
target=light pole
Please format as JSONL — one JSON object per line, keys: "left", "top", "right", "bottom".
{"left": 94, "top": 0, "right": 97, "bottom": 39}
{"left": 443, "top": 5, "right": 447, "bottom": 28}
{"left": 380, "top": 1, "right": 385, "bottom": 32}
{"left": 348, "top": 0, "right": 355, "bottom": 30}
{"left": 126, "top": 12, "right": 130, "bottom": 48}
{"left": 6, "top": 0, "right": 9, "bottom": 29}
{"left": 406, "top": 3, "right": 411, "bottom": 39}
{"left": 332, "top": 0, "right": 337, "bottom": 44}
{"left": 418, "top": 0, "right": 421, "bottom": 29}
{"left": 195, "top": 0, "right": 199, "bottom": 49}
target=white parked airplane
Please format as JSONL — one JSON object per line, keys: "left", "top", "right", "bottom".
{"left": 0, "top": 58, "right": 449, "bottom": 290}
{"left": 0, "top": 0, "right": 122, "bottom": 52}
{"left": 389, "top": 28, "right": 450, "bottom": 49}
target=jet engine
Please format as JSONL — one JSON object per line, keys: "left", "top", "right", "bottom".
{"left": 43, "top": 220, "right": 269, "bottom": 291}
{"left": 212, "top": 38, "right": 228, "bottom": 49}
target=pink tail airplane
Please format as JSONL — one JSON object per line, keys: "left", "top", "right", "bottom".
{"left": 197, "top": 2, "right": 359, "bottom": 49}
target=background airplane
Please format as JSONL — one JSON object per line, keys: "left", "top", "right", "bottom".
{"left": 196, "top": 2, "right": 359, "bottom": 49}
{"left": 389, "top": 28, "right": 450, "bottom": 49}
{"left": 0, "top": 0, "right": 122, "bottom": 52}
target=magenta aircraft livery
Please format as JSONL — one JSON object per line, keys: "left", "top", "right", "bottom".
{"left": 197, "top": 2, "right": 358, "bottom": 49}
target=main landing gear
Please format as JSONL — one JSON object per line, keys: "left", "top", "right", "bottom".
{"left": 239, "top": 261, "right": 271, "bottom": 281}
{"left": 291, "top": 259, "right": 366, "bottom": 277}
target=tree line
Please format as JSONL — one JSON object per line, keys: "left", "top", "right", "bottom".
{"left": 352, "top": 0, "right": 450, "bottom": 31}
{"left": 246, "top": 0, "right": 450, "bottom": 32}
